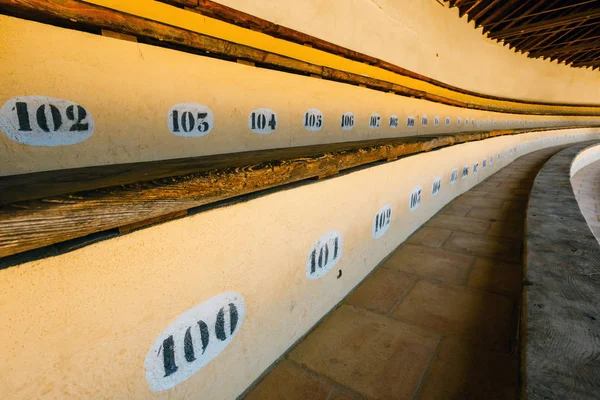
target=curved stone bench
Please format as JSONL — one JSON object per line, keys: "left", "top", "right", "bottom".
{"left": 522, "top": 140, "right": 600, "bottom": 399}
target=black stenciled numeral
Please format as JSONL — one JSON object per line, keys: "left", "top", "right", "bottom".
{"left": 36, "top": 104, "right": 62, "bottom": 132}
{"left": 198, "top": 320, "right": 209, "bottom": 354}
{"left": 268, "top": 114, "right": 276, "bottom": 130}
{"left": 215, "top": 303, "right": 239, "bottom": 340}
{"left": 228, "top": 303, "right": 239, "bottom": 335}
{"left": 318, "top": 245, "right": 325, "bottom": 268}
{"left": 310, "top": 249, "right": 317, "bottom": 274}
{"left": 215, "top": 307, "right": 227, "bottom": 341}
{"left": 333, "top": 237, "right": 339, "bottom": 259}
{"left": 251, "top": 112, "right": 275, "bottom": 131}
{"left": 14, "top": 101, "right": 91, "bottom": 133}
{"left": 184, "top": 327, "right": 196, "bottom": 362}
{"left": 181, "top": 111, "right": 194, "bottom": 132}
{"left": 162, "top": 335, "right": 178, "bottom": 377}
{"left": 14, "top": 102, "right": 32, "bottom": 131}
{"left": 341, "top": 114, "right": 354, "bottom": 128}
{"left": 66, "top": 105, "right": 89, "bottom": 131}
{"left": 197, "top": 112, "right": 209, "bottom": 132}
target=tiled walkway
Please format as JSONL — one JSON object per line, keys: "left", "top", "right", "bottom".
{"left": 572, "top": 159, "right": 600, "bottom": 243}
{"left": 244, "top": 146, "right": 567, "bottom": 400}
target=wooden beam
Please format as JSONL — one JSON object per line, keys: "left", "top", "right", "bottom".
{"left": 531, "top": 40, "right": 600, "bottom": 58}
{"left": 492, "top": 0, "right": 549, "bottom": 31}
{"left": 479, "top": 0, "right": 520, "bottom": 29}
{"left": 530, "top": 33, "right": 600, "bottom": 52}
{"left": 572, "top": 58, "right": 600, "bottom": 67}
{"left": 520, "top": 19, "right": 591, "bottom": 55}
{"left": 490, "top": 9, "right": 600, "bottom": 40}
{"left": 470, "top": 0, "right": 502, "bottom": 25}
{"left": 0, "top": 126, "right": 589, "bottom": 259}
{"left": 569, "top": 50, "right": 600, "bottom": 66}
{"left": 461, "top": 0, "right": 484, "bottom": 17}
{"left": 490, "top": 0, "right": 597, "bottom": 29}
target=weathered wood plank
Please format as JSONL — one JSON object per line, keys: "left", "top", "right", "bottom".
{"left": 0, "top": 126, "right": 584, "bottom": 258}
{"left": 0, "top": 126, "right": 572, "bottom": 206}
{"left": 0, "top": 0, "right": 598, "bottom": 115}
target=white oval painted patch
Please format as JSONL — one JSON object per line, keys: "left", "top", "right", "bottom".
{"left": 450, "top": 168, "right": 459, "bottom": 184}
{"left": 461, "top": 165, "right": 469, "bottom": 179}
{"left": 372, "top": 204, "right": 392, "bottom": 239}
{"left": 434, "top": 116, "right": 440, "bottom": 126}
{"left": 145, "top": 292, "right": 245, "bottom": 392}
{"left": 431, "top": 176, "right": 442, "bottom": 196}
{"left": 167, "top": 103, "right": 214, "bottom": 137}
{"left": 409, "top": 186, "right": 422, "bottom": 211}
{"left": 389, "top": 115, "right": 399, "bottom": 128}
{"left": 445, "top": 117, "right": 451, "bottom": 126}
{"left": 340, "top": 112, "right": 355, "bottom": 130}
{"left": 249, "top": 108, "right": 277, "bottom": 134}
{"left": 0, "top": 96, "right": 94, "bottom": 146}
{"left": 303, "top": 108, "right": 323, "bottom": 131}
{"left": 369, "top": 113, "right": 381, "bottom": 129}
{"left": 407, "top": 115, "right": 416, "bottom": 128}
{"left": 306, "top": 231, "right": 343, "bottom": 279}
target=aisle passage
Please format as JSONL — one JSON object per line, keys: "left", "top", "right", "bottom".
{"left": 243, "top": 146, "right": 568, "bottom": 400}
{"left": 572, "top": 159, "right": 600, "bottom": 243}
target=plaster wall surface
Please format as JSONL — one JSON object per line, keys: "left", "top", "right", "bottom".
{"left": 216, "top": 0, "right": 600, "bottom": 104}
{"left": 0, "top": 16, "right": 597, "bottom": 176}
{"left": 1, "top": 128, "right": 599, "bottom": 399}
{"left": 571, "top": 143, "right": 600, "bottom": 177}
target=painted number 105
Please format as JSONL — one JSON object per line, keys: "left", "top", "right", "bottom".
{"left": 168, "top": 103, "right": 214, "bottom": 137}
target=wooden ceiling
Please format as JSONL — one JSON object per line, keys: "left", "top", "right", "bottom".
{"left": 446, "top": 0, "right": 600, "bottom": 70}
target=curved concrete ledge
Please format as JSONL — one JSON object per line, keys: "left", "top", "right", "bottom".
{"left": 523, "top": 141, "right": 600, "bottom": 399}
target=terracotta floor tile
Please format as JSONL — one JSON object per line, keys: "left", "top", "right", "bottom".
{"left": 417, "top": 337, "right": 518, "bottom": 400}
{"left": 393, "top": 281, "right": 514, "bottom": 350}
{"left": 486, "top": 221, "right": 524, "bottom": 240}
{"left": 383, "top": 244, "right": 473, "bottom": 284}
{"left": 425, "top": 214, "right": 491, "bottom": 234}
{"left": 289, "top": 305, "right": 439, "bottom": 400}
{"left": 440, "top": 203, "right": 472, "bottom": 217}
{"left": 501, "top": 200, "right": 527, "bottom": 214}
{"left": 443, "top": 231, "right": 521, "bottom": 263}
{"left": 345, "top": 268, "right": 416, "bottom": 314}
{"left": 244, "top": 360, "right": 332, "bottom": 400}
{"left": 495, "top": 182, "right": 525, "bottom": 189}
{"left": 466, "top": 207, "right": 510, "bottom": 222}
{"left": 453, "top": 195, "right": 506, "bottom": 209}
{"left": 474, "top": 182, "right": 501, "bottom": 190}
{"left": 407, "top": 226, "right": 453, "bottom": 248}
{"left": 329, "top": 391, "right": 363, "bottom": 400}
{"left": 486, "top": 192, "right": 528, "bottom": 201}
{"left": 467, "top": 258, "right": 522, "bottom": 297}
{"left": 461, "top": 190, "right": 489, "bottom": 198}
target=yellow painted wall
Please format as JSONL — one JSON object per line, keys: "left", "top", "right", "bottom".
{"left": 1, "top": 128, "right": 599, "bottom": 399}
{"left": 1, "top": 16, "right": 598, "bottom": 176}
{"left": 215, "top": 0, "right": 600, "bottom": 104}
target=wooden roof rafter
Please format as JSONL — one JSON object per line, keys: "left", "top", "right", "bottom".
{"left": 446, "top": 0, "right": 600, "bottom": 69}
